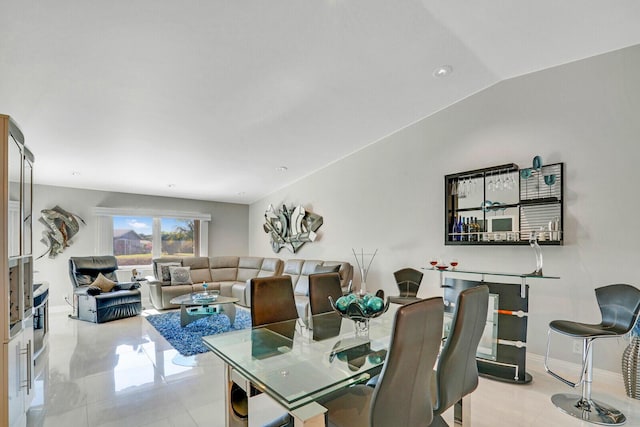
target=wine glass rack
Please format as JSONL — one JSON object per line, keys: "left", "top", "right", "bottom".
{"left": 445, "top": 162, "right": 564, "bottom": 246}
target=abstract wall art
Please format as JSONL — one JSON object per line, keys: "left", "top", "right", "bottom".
{"left": 263, "top": 204, "right": 323, "bottom": 253}
{"left": 38, "top": 205, "right": 85, "bottom": 259}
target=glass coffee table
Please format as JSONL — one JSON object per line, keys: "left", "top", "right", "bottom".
{"left": 169, "top": 292, "right": 239, "bottom": 327}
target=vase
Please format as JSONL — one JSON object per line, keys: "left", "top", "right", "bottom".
{"left": 622, "top": 336, "right": 640, "bottom": 399}
{"left": 359, "top": 280, "right": 367, "bottom": 296}
{"left": 353, "top": 318, "right": 369, "bottom": 339}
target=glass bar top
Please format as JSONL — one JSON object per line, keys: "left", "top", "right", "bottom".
{"left": 202, "top": 308, "right": 399, "bottom": 411}
{"left": 424, "top": 267, "right": 560, "bottom": 280}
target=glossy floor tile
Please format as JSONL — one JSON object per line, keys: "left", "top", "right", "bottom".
{"left": 27, "top": 303, "right": 640, "bottom": 427}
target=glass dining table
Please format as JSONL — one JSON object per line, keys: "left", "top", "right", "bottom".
{"left": 202, "top": 306, "right": 400, "bottom": 427}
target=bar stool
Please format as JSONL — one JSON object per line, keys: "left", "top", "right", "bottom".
{"left": 544, "top": 283, "right": 640, "bottom": 425}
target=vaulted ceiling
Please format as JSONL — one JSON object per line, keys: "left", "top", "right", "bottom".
{"left": 2, "top": 1, "right": 639, "bottom": 203}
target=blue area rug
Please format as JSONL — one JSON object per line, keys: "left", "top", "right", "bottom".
{"left": 145, "top": 309, "right": 252, "bottom": 356}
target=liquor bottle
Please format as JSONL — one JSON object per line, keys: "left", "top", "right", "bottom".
{"left": 473, "top": 217, "right": 480, "bottom": 242}
{"left": 470, "top": 217, "right": 477, "bottom": 242}
{"left": 452, "top": 216, "right": 458, "bottom": 241}
{"left": 461, "top": 217, "right": 468, "bottom": 242}
{"left": 455, "top": 216, "right": 462, "bottom": 241}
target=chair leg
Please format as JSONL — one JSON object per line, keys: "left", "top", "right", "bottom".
{"left": 453, "top": 397, "right": 470, "bottom": 427}
{"left": 550, "top": 338, "right": 627, "bottom": 425}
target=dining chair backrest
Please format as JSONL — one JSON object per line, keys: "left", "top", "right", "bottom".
{"left": 309, "top": 272, "right": 343, "bottom": 315}
{"left": 393, "top": 268, "right": 423, "bottom": 298}
{"left": 370, "top": 297, "right": 444, "bottom": 427}
{"left": 433, "top": 285, "right": 489, "bottom": 417}
{"left": 250, "top": 275, "right": 299, "bottom": 327}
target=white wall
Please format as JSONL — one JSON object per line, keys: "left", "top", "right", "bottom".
{"left": 33, "top": 185, "right": 249, "bottom": 310}
{"left": 248, "top": 45, "right": 640, "bottom": 372}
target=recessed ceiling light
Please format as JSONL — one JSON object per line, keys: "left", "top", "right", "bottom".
{"left": 71, "top": 171, "right": 80, "bottom": 176}
{"left": 433, "top": 65, "right": 453, "bottom": 78}
{"left": 275, "top": 166, "right": 288, "bottom": 172}
{"left": 167, "top": 184, "right": 176, "bottom": 188}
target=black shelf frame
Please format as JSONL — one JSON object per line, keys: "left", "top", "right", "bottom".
{"left": 444, "top": 162, "right": 564, "bottom": 246}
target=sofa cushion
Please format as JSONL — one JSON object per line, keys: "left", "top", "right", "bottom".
{"left": 293, "top": 260, "right": 323, "bottom": 296}
{"left": 294, "top": 295, "right": 310, "bottom": 322}
{"left": 90, "top": 273, "right": 117, "bottom": 293}
{"left": 237, "top": 257, "right": 264, "bottom": 281}
{"left": 314, "top": 264, "right": 341, "bottom": 274}
{"left": 162, "top": 284, "right": 194, "bottom": 306}
{"left": 257, "top": 257, "right": 283, "bottom": 277}
{"left": 170, "top": 266, "right": 193, "bottom": 285}
{"left": 210, "top": 256, "right": 239, "bottom": 281}
{"left": 218, "top": 281, "right": 236, "bottom": 298}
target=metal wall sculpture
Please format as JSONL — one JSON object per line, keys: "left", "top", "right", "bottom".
{"left": 38, "top": 205, "right": 85, "bottom": 259}
{"left": 263, "top": 204, "right": 323, "bottom": 253}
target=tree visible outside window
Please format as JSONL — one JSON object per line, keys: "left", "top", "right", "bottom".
{"left": 161, "top": 218, "right": 195, "bottom": 256}
{"left": 113, "top": 216, "right": 196, "bottom": 266}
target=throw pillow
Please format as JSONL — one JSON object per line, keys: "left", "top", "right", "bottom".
{"left": 90, "top": 273, "right": 117, "bottom": 293}
{"left": 158, "top": 262, "right": 181, "bottom": 282}
{"left": 86, "top": 286, "right": 102, "bottom": 296}
{"left": 314, "top": 264, "right": 341, "bottom": 274}
{"left": 170, "top": 266, "right": 193, "bottom": 285}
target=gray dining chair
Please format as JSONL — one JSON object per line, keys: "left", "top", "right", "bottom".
{"left": 250, "top": 275, "right": 299, "bottom": 326}
{"left": 309, "top": 272, "right": 344, "bottom": 315}
{"left": 262, "top": 297, "right": 444, "bottom": 427}
{"left": 430, "top": 285, "right": 489, "bottom": 427}
{"left": 544, "top": 283, "right": 640, "bottom": 425}
{"left": 322, "top": 297, "right": 444, "bottom": 427}
{"left": 388, "top": 267, "right": 423, "bottom": 305}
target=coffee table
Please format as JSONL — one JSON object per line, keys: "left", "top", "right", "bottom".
{"left": 169, "top": 293, "right": 239, "bottom": 327}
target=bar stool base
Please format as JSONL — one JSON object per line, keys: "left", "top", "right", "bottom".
{"left": 551, "top": 393, "right": 626, "bottom": 425}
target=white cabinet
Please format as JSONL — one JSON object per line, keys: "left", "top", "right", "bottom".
{"left": 2, "top": 115, "right": 35, "bottom": 427}
{"left": 7, "top": 324, "right": 32, "bottom": 427}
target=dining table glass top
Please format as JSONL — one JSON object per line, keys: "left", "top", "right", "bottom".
{"left": 202, "top": 306, "right": 400, "bottom": 411}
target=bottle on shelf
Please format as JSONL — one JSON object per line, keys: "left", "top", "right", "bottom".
{"left": 449, "top": 214, "right": 457, "bottom": 241}
{"left": 461, "top": 217, "right": 468, "bottom": 242}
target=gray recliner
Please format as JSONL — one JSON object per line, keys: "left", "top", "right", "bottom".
{"left": 69, "top": 256, "right": 142, "bottom": 323}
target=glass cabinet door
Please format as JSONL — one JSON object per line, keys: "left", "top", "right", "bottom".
{"left": 8, "top": 134, "right": 22, "bottom": 257}
{"left": 23, "top": 150, "right": 33, "bottom": 255}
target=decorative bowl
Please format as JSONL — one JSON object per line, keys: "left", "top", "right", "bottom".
{"left": 329, "top": 293, "right": 390, "bottom": 322}
{"left": 436, "top": 265, "right": 449, "bottom": 271}
{"left": 192, "top": 290, "right": 219, "bottom": 303}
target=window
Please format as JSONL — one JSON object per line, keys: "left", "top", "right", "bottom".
{"left": 94, "top": 207, "right": 210, "bottom": 268}
{"left": 113, "top": 216, "right": 154, "bottom": 266}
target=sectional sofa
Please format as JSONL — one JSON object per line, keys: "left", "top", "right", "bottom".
{"left": 147, "top": 256, "right": 353, "bottom": 320}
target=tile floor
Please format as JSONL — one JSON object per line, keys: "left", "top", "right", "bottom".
{"left": 26, "top": 302, "right": 640, "bottom": 427}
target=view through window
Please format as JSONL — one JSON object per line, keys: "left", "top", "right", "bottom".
{"left": 113, "top": 216, "right": 196, "bottom": 266}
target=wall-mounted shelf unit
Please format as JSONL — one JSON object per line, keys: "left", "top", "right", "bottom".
{"left": 445, "top": 162, "right": 564, "bottom": 246}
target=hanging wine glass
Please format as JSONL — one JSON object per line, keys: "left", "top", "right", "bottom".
{"left": 544, "top": 174, "right": 557, "bottom": 198}
{"left": 487, "top": 172, "right": 495, "bottom": 192}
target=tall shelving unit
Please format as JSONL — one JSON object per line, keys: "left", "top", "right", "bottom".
{"left": 1, "top": 115, "right": 35, "bottom": 427}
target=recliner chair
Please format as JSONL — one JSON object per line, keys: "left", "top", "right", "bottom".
{"left": 69, "top": 256, "right": 142, "bottom": 323}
